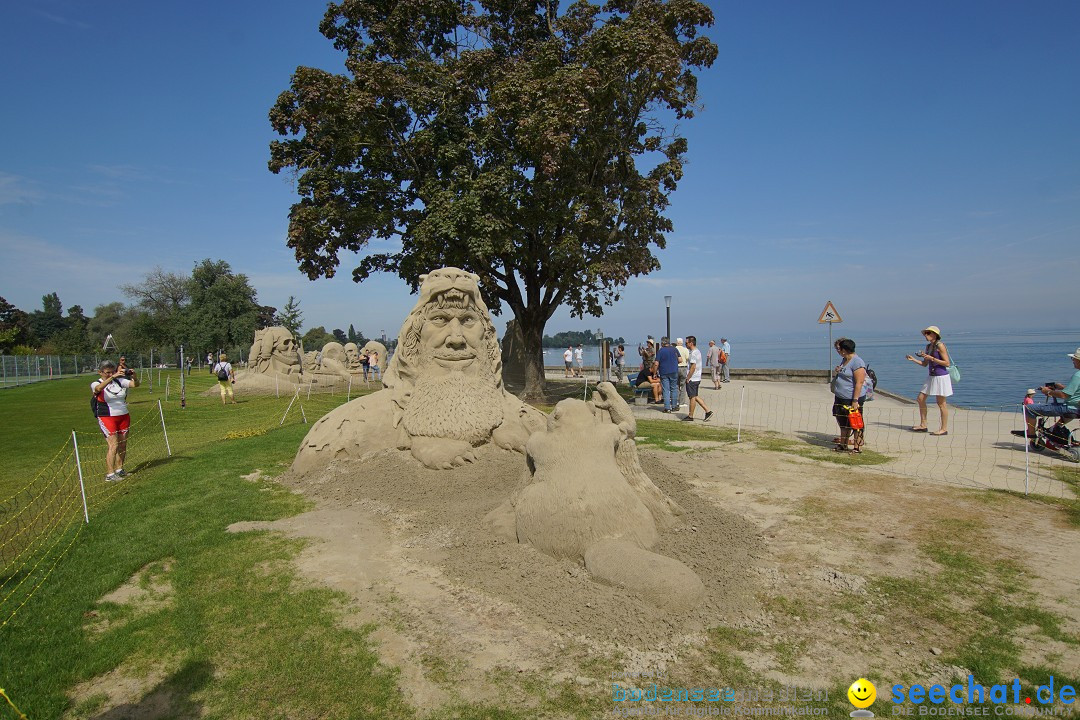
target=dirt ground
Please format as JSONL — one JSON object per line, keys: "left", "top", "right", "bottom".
{"left": 224, "top": 438, "right": 1080, "bottom": 714}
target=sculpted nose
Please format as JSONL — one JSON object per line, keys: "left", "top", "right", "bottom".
{"left": 445, "top": 320, "right": 466, "bottom": 349}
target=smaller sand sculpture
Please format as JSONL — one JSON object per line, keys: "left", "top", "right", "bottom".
{"left": 292, "top": 268, "right": 545, "bottom": 473}
{"left": 302, "top": 341, "right": 353, "bottom": 382}
{"left": 228, "top": 326, "right": 303, "bottom": 394}
{"left": 343, "top": 342, "right": 362, "bottom": 373}
{"left": 488, "top": 382, "right": 703, "bottom": 610}
{"left": 249, "top": 327, "right": 303, "bottom": 380}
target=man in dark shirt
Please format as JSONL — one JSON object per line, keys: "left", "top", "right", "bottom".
{"left": 655, "top": 337, "right": 680, "bottom": 413}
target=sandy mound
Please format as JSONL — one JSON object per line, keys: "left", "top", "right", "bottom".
{"left": 279, "top": 444, "right": 762, "bottom": 645}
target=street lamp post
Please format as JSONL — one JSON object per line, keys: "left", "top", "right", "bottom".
{"left": 664, "top": 296, "right": 672, "bottom": 341}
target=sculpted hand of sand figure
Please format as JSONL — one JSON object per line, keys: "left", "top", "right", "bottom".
{"left": 489, "top": 382, "right": 702, "bottom": 610}
{"left": 249, "top": 327, "right": 302, "bottom": 378}
{"left": 292, "top": 268, "right": 545, "bottom": 473}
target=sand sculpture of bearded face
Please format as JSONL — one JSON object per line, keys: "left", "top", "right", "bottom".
{"left": 249, "top": 326, "right": 302, "bottom": 378}
{"left": 391, "top": 269, "right": 515, "bottom": 461}
{"left": 343, "top": 343, "right": 361, "bottom": 371}
{"left": 290, "top": 267, "right": 545, "bottom": 474}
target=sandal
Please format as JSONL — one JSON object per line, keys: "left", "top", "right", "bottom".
{"left": 851, "top": 447, "right": 862, "bottom": 454}
{"left": 911, "top": 426, "right": 928, "bottom": 432}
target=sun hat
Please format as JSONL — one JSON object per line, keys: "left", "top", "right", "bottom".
{"left": 1067, "top": 348, "right": 1080, "bottom": 361}
{"left": 1026, "top": 388, "right": 1037, "bottom": 395}
{"left": 923, "top": 326, "right": 942, "bottom": 337}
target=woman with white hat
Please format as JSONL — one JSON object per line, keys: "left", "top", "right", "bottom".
{"left": 905, "top": 326, "right": 952, "bottom": 435}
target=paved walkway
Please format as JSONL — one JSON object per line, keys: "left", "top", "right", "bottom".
{"left": 543, "top": 372, "right": 1072, "bottom": 498}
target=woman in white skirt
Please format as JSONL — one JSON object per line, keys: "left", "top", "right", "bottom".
{"left": 905, "top": 325, "right": 952, "bottom": 435}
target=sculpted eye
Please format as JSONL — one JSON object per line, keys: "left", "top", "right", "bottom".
{"left": 461, "top": 314, "right": 478, "bottom": 326}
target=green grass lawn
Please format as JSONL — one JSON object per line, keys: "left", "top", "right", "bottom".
{"left": 2, "top": 376, "right": 1077, "bottom": 719}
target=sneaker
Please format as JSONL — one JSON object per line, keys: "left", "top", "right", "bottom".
{"left": 704, "top": 411, "right": 713, "bottom": 422}
{"left": 681, "top": 416, "right": 694, "bottom": 422}
{"left": 105, "top": 473, "right": 120, "bottom": 482}
{"left": 115, "top": 469, "right": 128, "bottom": 478}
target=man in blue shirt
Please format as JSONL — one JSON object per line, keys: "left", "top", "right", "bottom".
{"left": 1022, "top": 348, "right": 1080, "bottom": 439}
{"left": 655, "top": 337, "right": 680, "bottom": 413}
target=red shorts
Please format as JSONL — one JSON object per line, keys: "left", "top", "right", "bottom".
{"left": 98, "top": 414, "right": 131, "bottom": 437}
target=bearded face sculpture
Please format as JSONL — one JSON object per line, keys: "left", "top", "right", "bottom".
{"left": 291, "top": 267, "right": 545, "bottom": 474}
{"left": 249, "top": 327, "right": 302, "bottom": 378}
{"left": 343, "top": 343, "right": 361, "bottom": 371}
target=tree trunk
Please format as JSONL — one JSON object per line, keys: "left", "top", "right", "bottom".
{"left": 517, "top": 316, "right": 547, "bottom": 402}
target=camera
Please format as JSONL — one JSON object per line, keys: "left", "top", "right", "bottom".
{"left": 125, "top": 369, "right": 134, "bottom": 379}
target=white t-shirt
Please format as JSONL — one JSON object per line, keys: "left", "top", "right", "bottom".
{"left": 688, "top": 348, "right": 703, "bottom": 382}
{"left": 574, "top": 348, "right": 583, "bottom": 364}
{"left": 213, "top": 361, "right": 233, "bottom": 379}
{"left": 91, "top": 377, "right": 132, "bottom": 416}
{"left": 563, "top": 349, "right": 573, "bottom": 363}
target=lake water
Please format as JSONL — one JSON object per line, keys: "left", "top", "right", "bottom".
{"left": 543, "top": 330, "right": 1080, "bottom": 410}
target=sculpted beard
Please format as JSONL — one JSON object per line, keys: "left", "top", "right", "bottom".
{"left": 402, "top": 363, "right": 504, "bottom": 445}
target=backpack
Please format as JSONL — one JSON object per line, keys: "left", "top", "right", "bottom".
{"left": 216, "top": 363, "right": 230, "bottom": 381}
{"left": 91, "top": 378, "right": 120, "bottom": 417}
{"left": 718, "top": 350, "right": 729, "bottom": 364}
{"left": 864, "top": 364, "right": 878, "bottom": 399}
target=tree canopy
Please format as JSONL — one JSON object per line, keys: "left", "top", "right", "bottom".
{"left": 270, "top": 0, "right": 716, "bottom": 396}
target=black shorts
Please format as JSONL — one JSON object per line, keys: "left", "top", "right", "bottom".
{"left": 686, "top": 381, "right": 700, "bottom": 398}
{"left": 832, "top": 396, "right": 864, "bottom": 428}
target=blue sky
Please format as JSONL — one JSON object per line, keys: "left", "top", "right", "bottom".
{"left": 2, "top": 0, "right": 1078, "bottom": 345}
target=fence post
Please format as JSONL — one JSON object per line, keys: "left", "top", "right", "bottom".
{"left": 166, "top": 375, "right": 170, "bottom": 401}
{"left": 347, "top": 375, "right": 352, "bottom": 402}
{"left": 280, "top": 387, "right": 300, "bottom": 426}
{"left": 1021, "top": 404, "right": 1030, "bottom": 496}
{"left": 158, "top": 400, "right": 172, "bottom": 457}
{"left": 72, "top": 430, "right": 90, "bottom": 524}
{"left": 737, "top": 385, "right": 746, "bottom": 442}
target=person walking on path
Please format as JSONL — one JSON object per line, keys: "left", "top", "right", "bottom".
{"left": 720, "top": 338, "right": 731, "bottom": 383}
{"left": 905, "top": 325, "right": 952, "bottom": 435}
{"left": 675, "top": 338, "right": 690, "bottom": 408}
{"left": 563, "top": 346, "right": 574, "bottom": 377}
{"left": 655, "top": 337, "right": 679, "bottom": 413}
{"left": 706, "top": 340, "right": 722, "bottom": 390}
{"left": 682, "top": 336, "right": 713, "bottom": 422}
{"left": 615, "top": 344, "right": 626, "bottom": 383}
{"left": 213, "top": 353, "right": 238, "bottom": 405}
{"left": 831, "top": 337, "right": 869, "bottom": 453}
{"left": 92, "top": 359, "right": 140, "bottom": 481}
{"left": 574, "top": 344, "right": 584, "bottom": 378}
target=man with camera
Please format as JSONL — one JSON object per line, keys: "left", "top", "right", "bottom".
{"left": 92, "top": 359, "right": 140, "bottom": 482}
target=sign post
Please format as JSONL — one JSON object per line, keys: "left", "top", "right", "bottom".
{"left": 817, "top": 301, "right": 843, "bottom": 380}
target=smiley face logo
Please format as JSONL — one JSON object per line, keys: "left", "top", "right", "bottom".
{"left": 847, "top": 678, "right": 876, "bottom": 709}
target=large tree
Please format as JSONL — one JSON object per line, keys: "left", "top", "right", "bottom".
{"left": 270, "top": 0, "right": 716, "bottom": 397}
{"left": 0, "top": 296, "right": 31, "bottom": 351}
{"left": 183, "top": 259, "right": 262, "bottom": 354}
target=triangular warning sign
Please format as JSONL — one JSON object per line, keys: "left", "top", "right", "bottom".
{"left": 817, "top": 301, "right": 842, "bottom": 324}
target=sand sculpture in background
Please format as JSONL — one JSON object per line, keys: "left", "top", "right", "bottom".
{"left": 359, "top": 340, "right": 388, "bottom": 375}
{"left": 248, "top": 327, "right": 303, "bottom": 381}
{"left": 487, "top": 382, "right": 703, "bottom": 610}
{"left": 343, "top": 343, "right": 362, "bottom": 373}
{"left": 227, "top": 326, "right": 303, "bottom": 394}
{"left": 292, "top": 268, "right": 545, "bottom": 473}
